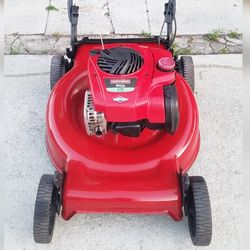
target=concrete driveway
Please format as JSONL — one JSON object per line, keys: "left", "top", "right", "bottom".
{"left": 4, "top": 54, "right": 242, "bottom": 250}
{"left": 5, "top": 0, "right": 242, "bottom": 35}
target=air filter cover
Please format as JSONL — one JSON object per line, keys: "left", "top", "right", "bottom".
{"left": 97, "top": 47, "right": 144, "bottom": 75}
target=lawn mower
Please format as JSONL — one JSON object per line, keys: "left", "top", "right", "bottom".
{"left": 33, "top": 0, "right": 212, "bottom": 246}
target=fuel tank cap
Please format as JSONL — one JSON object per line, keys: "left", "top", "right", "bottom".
{"left": 158, "top": 57, "right": 175, "bottom": 71}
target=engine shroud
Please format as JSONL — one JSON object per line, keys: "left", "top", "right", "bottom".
{"left": 88, "top": 44, "right": 176, "bottom": 125}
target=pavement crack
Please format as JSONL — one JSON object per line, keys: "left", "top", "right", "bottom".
{"left": 44, "top": 0, "right": 52, "bottom": 35}
{"left": 19, "top": 38, "right": 30, "bottom": 54}
{"left": 9, "top": 35, "right": 20, "bottom": 54}
{"left": 208, "top": 42, "right": 215, "bottom": 53}
{"left": 51, "top": 37, "right": 59, "bottom": 51}
{"left": 104, "top": 0, "right": 115, "bottom": 34}
{"left": 144, "top": 0, "right": 151, "bottom": 34}
{"left": 5, "top": 72, "right": 49, "bottom": 78}
{"left": 196, "top": 64, "right": 241, "bottom": 70}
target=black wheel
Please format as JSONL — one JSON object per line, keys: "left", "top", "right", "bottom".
{"left": 178, "top": 56, "right": 195, "bottom": 92}
{"left": 185, "top": 176, "right": 212, "bottom": 246}
{"left": 50, "top": 55, "right": 68, "bottom": 90}
{"left": 33, "top": 174, "right": 59, "bottom": 244}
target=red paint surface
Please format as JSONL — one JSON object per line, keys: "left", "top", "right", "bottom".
{"left": 46, "top": 42, "right": 200, "bottom": 221}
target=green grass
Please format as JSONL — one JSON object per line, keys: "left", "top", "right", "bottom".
{"left": 172, "top": 43, "right": 177, "bottom": 49}
{"left": 141, "top": 31, "right": 151, "bottom": 37}
{"left": 205, "top": 28, "right": 224, "bottom": 42}
{"left": 10, "top": 47, "right": 21, "bottom": 55}
{"left": 41, "top": 49, "right": 49, "bottom": 55}
{"left": 52, "top": 32, "right": 60, "bottom": 40}
{"left": 173, "top": 47, "right": 192, "bottom": 57}
{"left": 46, "top": 4, "right": 59, "bottom": 11}
{"left": 227, "top": 30, "right": 241, "bottom": 39}
{"left": 172, "top": 43, "right": 192, "bottom": 56}
{"left": 219, "top": 47, "right": 230, "bottom": 54}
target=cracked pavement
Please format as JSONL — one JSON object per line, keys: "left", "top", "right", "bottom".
{"left": 5, "top": 0, "right": 242, "bottom": 36}
{"left": 4, "top": 0, "right": 242, "bottom": 55}
{"left": 5, "top": 33, "right": 242, "bottom": 56}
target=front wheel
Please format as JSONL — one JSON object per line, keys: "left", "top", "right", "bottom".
{"left": 185, "top": 176, "right": 212, "bottom": 246}
{"left": 33, "top": 174, "right": 59, "bottom": 243}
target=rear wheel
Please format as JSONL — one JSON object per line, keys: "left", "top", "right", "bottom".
{"left": 50, "top": 55, "right": 69, "bottom": 90}
{"left": 178, "top": 56, "right": 195, "bottom": 92}
{"left": 33, "top": 174, "right": 59, "bottom": 243}
{"left": 185, "top": 176, "right": 212, "bottom": 246}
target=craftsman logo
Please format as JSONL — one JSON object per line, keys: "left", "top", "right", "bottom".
{"left": 113, "top": 96, "right": 128, "bottom": 103}
{"left": 110, "top": 79, "right": 131, "bottom": 85}
{"left": 104, "top": 78, "right": 137, "bottom": 93}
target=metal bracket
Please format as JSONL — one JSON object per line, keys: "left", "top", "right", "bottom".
{"left": 54, "top": 171, "right": 64, "bottom": 215}
{"left": 180, "top": 172, "right": 190, "bottom": 216}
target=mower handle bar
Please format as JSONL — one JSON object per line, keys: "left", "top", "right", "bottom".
{"left": 67, "top": 0, "right": 176, "bottom": 24}
{"left": 67, "top": 0, "right": 176, "bottom": 47}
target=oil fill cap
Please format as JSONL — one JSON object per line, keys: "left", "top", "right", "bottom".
{"left": 158, "top": 57, "right": 175, "bottom": 71}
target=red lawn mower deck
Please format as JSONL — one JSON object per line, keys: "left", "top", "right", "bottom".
{"left": 33, "top": 0, "right": 212, "bottom": 246}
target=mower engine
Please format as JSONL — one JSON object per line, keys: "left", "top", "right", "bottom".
{"left": 84, "top": 46, "right": 179, "bottom": 137}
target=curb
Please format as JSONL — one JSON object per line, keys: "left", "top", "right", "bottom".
{"left": 5, "top": 33, "right": 242, "bottom": 56}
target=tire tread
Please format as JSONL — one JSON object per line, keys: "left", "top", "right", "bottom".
{"left": 188, "top": 176, "right": 212, "bottom": 246}
{"left": 33, "top": 174, "right": 56, "bottom": 244}
{"left": 180, "top": 56, "right": 195, "bottom": 92}
{"left": 50, "top": 55, "right": 65, "bottom": 90}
